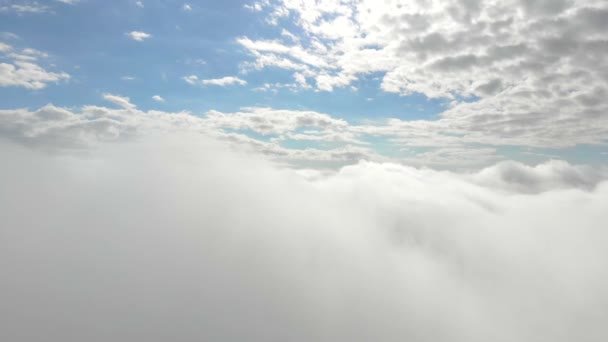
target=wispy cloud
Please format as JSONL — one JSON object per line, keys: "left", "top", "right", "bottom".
{"left": 55, "top": 0, "right": 80, "bottom": 4}
{"left": 102, "top": 93, "right": 136, "bottom": 110}
{"left": 183, "top": 75, "right": 247, "bottom": 87}
{"left": 0, "top": 3, "right": 49, "bottom": 14}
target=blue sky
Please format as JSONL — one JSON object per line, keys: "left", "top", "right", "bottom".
{"left": 1, "top": 0, "right": 607, "bottom": 168}
{"left": 0, "top": 0, "right": 449, "bottom": 120}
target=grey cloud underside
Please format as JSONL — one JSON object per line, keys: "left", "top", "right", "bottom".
{"left": 1, "top": 134, "right": 608, "bottom": 342}
{"left": 2, "top": 102, "right": 607, "bottom": 168}
{"left": 240, "top": 0, "right": 608, "bottom": 148}
{"left": 0, "top": 104, "right": 390, "bottom": 167}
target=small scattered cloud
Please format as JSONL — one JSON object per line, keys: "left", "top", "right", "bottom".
{"left": 182, "top": 75, "right": 199, "bottom": 85}
{"left": 0, "top": 42, "right": 69, "bottom": 89}
{"left": 182, "top": 3, "right": 192, "bottom": 11}
{"left": 202, "top": 76, "right": 247, "bottom": 86}
{"left": 135, "top": 1, "right": 144, "bottom": 8}
{"left": 184, "top": 58, "right": 206, "bottom": 67}
{"left": 126, "top": 31, "right": 151, "bottom": 42}
{"left": 0, "top": 42, "right": 12, "bottom": 52}
{"left": 152, "top": 95, "right": 165, "bottom": 102}
{"left": 243, "top": 2, "right": 263, "bottom": 12}
{"left": 121, "top": 76, "right": 136, "bottom": 81}
{"left": 0, "top": 32, "right": 20, "bottom": 41}
{"left": 183, "top": 75, "right": 247, "bottom": 87}
{"left": 102, "top": 93, "right": 136, "bottom": 110}
{"left": 55, "top": 0, "right": 80, "bottom": 4}
{"left": 0, "top": 3, "right": 49, "bottom": 14}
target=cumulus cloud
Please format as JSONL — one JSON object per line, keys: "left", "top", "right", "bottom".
{"left": 204, "top": 76, "right": 247, "bottom": 86}
{"left": 152, "top": 95, "right": 165, "bottom": 102}
{"left": 203, "top": 76, "right": 247, "bottom": 86}
{"left": 126, "top": 31, "right": 151, "bottom": 42}
{"left": 0, "top": 41, "right": 69, "bottom": 89}
{"left": 0, "top": 103, "right": 383, "bottom": 166}
{"left": 1, "top": 102, "right": 605, "bottom": 170}
{"left": 239, "top": 0, "right": 608, "bottom": 149}
{"left": 0, "top": 129, "right": 607, "bottom": 342}
{"left": 472, "top": 160, "right": 608, "bottom": 193}
{"left": 206, "top": 107, "right": 348, "bottom": 135}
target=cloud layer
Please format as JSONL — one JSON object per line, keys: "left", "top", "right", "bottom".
{"left": 0, "top": 132, "right": 607, "bottom": 342}
{"left": 240, "top": 0, "right": 608, "bottom": 148}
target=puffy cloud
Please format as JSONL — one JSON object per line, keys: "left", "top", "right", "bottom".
{"left": 151, "top": 95, "right": 165, "bottom": 103}
{"left": 0, "top": 102, "right": 604, "bottom": 169}
{"left": 239, "top": 0, "right": 608, "bottom": 148}
{"left": 0, "top": 130, "right": 607, "bottom": 341}
{"left": 126, "top": 31, "right": 152, "bottom": 42}
{"left": 203, "top": 76, "right": 247, "bottom": 86}
{"left": 206, "top": 107, "right": 348, "bottom": 135}
{"left": 472, "top": 160, "right": 608, "bottom": 193}
{"left": 0, "top": 42, "right": 69, "bottom": 89}
{"left": 0, "top": 42, "right": 12, "bottom": 52}
{"left": 103, "top": 93, "right": 136, "bottom": 110}
{"left": 0, "top": 104, "right": 377, "bottom": 166}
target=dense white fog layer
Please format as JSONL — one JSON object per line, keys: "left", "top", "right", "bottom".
{"left": 1, "top": 134, "right": 607, "bottom": 342}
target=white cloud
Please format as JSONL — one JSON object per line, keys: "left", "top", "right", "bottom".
{"left": 202, "top": 76, "right": 247, "bottom": 86}
{"left": 126, "top": 31, "right": 151, "bottom": 42}
{"left": 239, "top": 0, "right": 608, "bottom": 149}
{"left": 135, "top": 1, "right": 144, "bottom": 8}
{"left": 0, "top": 42, "right": 11, "bottom": 52}
{"left": 244, "top": 2, "right": 264, "bottom": 12}
{"left": 0, "top": 128, "right": 607, "bottom": 341}
{"left": 0, "top": 3, "right": 49, "bottom": 14}
{"left": 0, "top": 62, "right": 70, "bottom": 89}
{"left": 183, "top": 75, "right": 247, "bottom": 87}
{"left": 55, "top": 0, "right": 79, "bottom": 4}
{"left": 182, "top": 75, "right": 198, "bottom": 85}
{"left": 206, "top": 107, "right": 348, "bottom": 135}
{"left": 152, "top": 95, "right": 165, "bottom": 102}
{"left": 182, "top": 3, "right": 192, "bottom": 11}
{"left": 0, "top": 42, "right": 69, "bottom": 89}
{"left": 102, "top": 93, "right": 136, "bottom": 110}
{"left": 121, "top": 76, "right": 136, "bottom": 81}
{"left": 0, "top": 102, "right": 605, "bottom": 170}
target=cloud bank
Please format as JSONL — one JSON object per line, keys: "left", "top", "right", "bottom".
{"left": 240, "top": 0, "right": 608, "bottom": 149}
{"left": 1, "top": 130, "right": 607, "bottom": 342}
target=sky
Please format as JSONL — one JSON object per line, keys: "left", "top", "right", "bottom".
{"left": 1, "top": 0, "right": 607, "bottom": 168}
{"left": 1, "top": 1, "right": 608, "bottom": 341}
